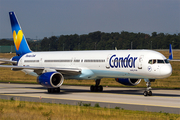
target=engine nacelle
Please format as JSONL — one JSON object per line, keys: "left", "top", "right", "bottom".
{"left": 115, "top": 78, "right": 141, "bottom": 86}
{"left": 37, "top": 72, "right": 64, "bottom": 88}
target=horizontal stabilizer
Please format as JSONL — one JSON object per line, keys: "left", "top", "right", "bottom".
{"left": 0, "top": 59, "right": 17, "bottom": 64}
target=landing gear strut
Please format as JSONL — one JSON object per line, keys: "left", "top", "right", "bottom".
{"left": 47, "top": 87, "right": 60, "bottom": 93}
{"left": 143, "top": 79, "right": 155, "bottom": 96}
{"left": 90, "top": 79, "right": 103, "bottom": 92}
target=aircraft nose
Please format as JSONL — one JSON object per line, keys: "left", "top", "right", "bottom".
{"left": 160, "top": 65, "right": 172, "bottom": 77}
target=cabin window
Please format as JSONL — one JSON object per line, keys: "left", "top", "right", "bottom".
{"left": 121, "top": 60, "right": 125, "bottom": 64}
{"left": 44, "top": 59, "right": 72, "bottom": 62}
{"left": 84, "top": 59, "right": 105, "bottom": 62}
{"left": 74, "top": 59, "right": 80, "bottom": 62}
{"left": 114, "top": 59, "right": 118, "bottom": 62}
{"left": 24, "top": 60, "right": 39, "bottom": 62}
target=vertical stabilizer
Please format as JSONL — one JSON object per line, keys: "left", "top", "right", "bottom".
{"left": 168, "top": 44, "right": 173, "bottom": 60}
{"left": 9, "top": 12, "right": 31, "bottom": 56}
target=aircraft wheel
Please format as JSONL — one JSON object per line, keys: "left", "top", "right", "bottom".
{"left": 90, "top": 85, "right": 103, "bottom": 92}
{"left": 99, "top": 85, "right": 103, "bottom": 92}
{"left": 90, "top": 85, "right": 94, "bottom": 92}
{"left": 143, "top": 91, "right": 148, "bottom": 96}
{"left": 148, "top": 91, "right": 152, "bottom": 96}
{"left": 94, "top": 86, "right": 98, "bottom": 92}
{"left": 54, "top": 87, "right": 60, "bottom": 93}
{"left": 48, "top": 88, "right": 54, "bottom": 93}
{"left": 48, "top": 88, "right": 60, "bottom": 93}
{"left": 48, "top": 88, "right": 51, "bottom": 93}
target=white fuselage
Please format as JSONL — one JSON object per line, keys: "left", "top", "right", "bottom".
{"left": 17, "top": 50, "right": 172, "bottom": 80}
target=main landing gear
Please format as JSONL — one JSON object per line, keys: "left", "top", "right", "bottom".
{"left": 90, "top": 79, "right": 103, "bottom": 92}
{"left": 143, "top": 79, "right": 155, "bottom": 96}
{"left": 47, "top": 87, "right": 60, "bottom": 93}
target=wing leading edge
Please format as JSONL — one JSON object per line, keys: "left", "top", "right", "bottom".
{"left": 0, "top": 65, "right": 81, "bottom": 75}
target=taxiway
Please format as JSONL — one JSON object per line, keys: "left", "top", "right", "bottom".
{"left": 0, "top": 83, "right": 179, "bottom": 114}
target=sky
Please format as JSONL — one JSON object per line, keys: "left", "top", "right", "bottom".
{"left": 0, "top": 0, "right": 180, "bottom": 39}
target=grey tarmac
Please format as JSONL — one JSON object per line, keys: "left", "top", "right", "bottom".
{"left": 0, "top": 83, "right": 179, "bottom": 114}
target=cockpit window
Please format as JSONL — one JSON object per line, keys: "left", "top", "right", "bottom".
{"left": 164, "top": 59, "right": 169, "bottom": 63}
{"left": 148, "top": 59, "right": 169, "bottom": 64}
{"left": 148, "top": 59, "right": 156, "bottom": 64}
{"left": 148, "top": 60, "right": 152, "bottom": 64}
{"left": 157, "top": 60, "right": 164, "bottom": 63}
{"left": 152, "top": 59, "right": 156, "bottom": 64}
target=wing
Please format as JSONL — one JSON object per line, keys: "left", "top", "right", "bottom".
{"left": 0, "top": 65, "right": 81, "bottom": 75}
{"left": 169, "top": 59, "right": 180, "bottom": 61}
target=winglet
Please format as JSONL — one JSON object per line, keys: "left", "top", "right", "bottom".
{"left": 168, "top": 44, "right": 173, "bottom": 60}
{"left": 9, "top": 11, "right": 31, "bottom": 56}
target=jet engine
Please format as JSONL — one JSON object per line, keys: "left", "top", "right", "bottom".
{"left": 115, "top": 78, "right": 141, "bottom": 86}
{"left": 37, "top": 72, "right": 64, "bottom": 88}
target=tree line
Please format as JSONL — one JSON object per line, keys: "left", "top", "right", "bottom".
{"left": 1, "top": 31, "right": 180, "bottom": 51}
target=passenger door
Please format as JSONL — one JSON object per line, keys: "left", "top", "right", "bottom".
{"left": 106, "top": 54, "right": 112, "bottom": 69}
{"left": 138, "top": 55, "right": 144, "bottom": 69}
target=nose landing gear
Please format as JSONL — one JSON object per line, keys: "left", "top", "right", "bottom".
{"left": 143, "top": 79, "right": 155, "bottom": 96}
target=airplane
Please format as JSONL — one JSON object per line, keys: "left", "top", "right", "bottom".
{"left": 0, "top": 11, "right": 173, "bottom": 96}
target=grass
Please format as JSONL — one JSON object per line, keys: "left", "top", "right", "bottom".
{"left": 0, "top": 99, "right": 179, "bottom": 120}
{"left": 0, "top": 50, "right": 180, "bottom": 89}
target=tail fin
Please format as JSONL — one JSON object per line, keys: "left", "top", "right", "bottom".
{"left": 9, "top": 11, "right": 31, "bottom": 56}
{"left": 168, "top": 44, "right": 173, "bottom": 60}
